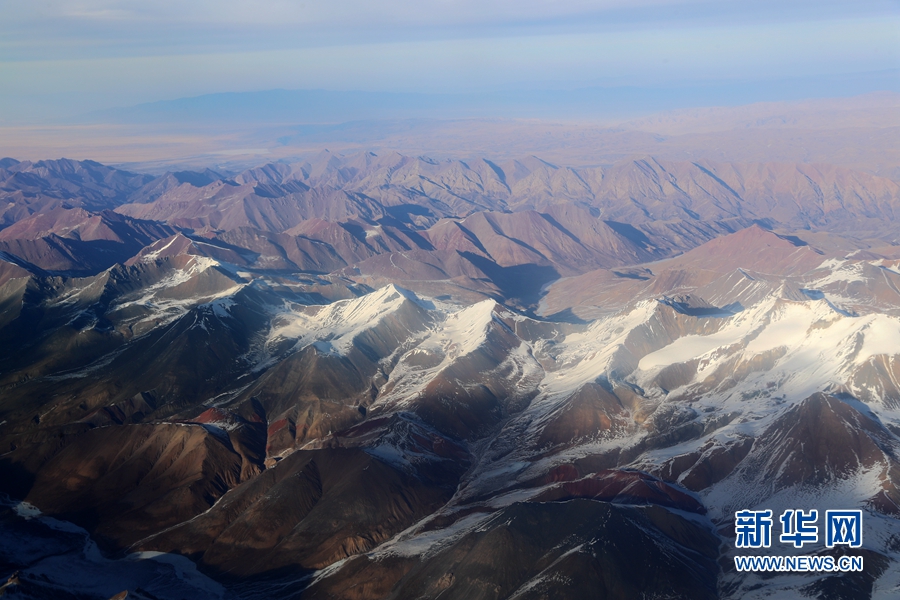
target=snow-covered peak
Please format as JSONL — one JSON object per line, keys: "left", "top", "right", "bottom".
{"left": 416, "top": 299, "right": 498, "bottom": 361}
{"left": 631, "top": 294, "right": 900, "bottom": 407}
{"left": 267, "top": 284, "right": 430, "bottom": 356}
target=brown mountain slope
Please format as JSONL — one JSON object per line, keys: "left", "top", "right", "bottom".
{"left": 1, "top": 422, "right": 253, "bottom": 548}
{"left": 0, "top": 207, "right": 175, "bottom": 272}
{"left": 541, "top": 225, "right": 830, "bottom": 317}
{"left": 139, "top": 447, "right": 459, "bottom": 579}
{"left": 0, "top": 159, "right": 152, "bottom": 227}
{"left": 306, "top": 500, "right": 719, "bottom": 600}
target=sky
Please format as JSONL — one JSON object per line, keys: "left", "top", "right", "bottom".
{"left": 1, "top": 0, "right": 899, "bottom": 122}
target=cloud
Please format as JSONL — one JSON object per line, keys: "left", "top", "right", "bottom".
{"left": 34, "top": 0, "right": 898, "bottom": 28}
{"left": 6, "top": 1, "right": 898, "bottom": 54}
{"left": 1, "top": 0, "right": 897, "bottom": 121}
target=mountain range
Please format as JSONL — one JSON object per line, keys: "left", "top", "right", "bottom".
{"left": 1, "top": 151, "right": 899, "bottom": 599}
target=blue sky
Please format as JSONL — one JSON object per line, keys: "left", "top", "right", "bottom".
{"left": 1, "top": 0, "right": 898, "bottom": 122}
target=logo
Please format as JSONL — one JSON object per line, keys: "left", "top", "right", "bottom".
{"left": 733, "top": 508, "right": 864, "bottom": 573}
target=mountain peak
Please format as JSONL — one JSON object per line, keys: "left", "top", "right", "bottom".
{"left": 668, "top": 225, "right": 827, "bottom": 276}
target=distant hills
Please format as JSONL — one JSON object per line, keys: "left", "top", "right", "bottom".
{"left": 2, "top": 152, "right": 898, "bottom": 286}
{"left": 5, "top": 91, "right": 898, "bottom": 182}
{"left": 78, "top": 75, "right": 900, "bottom": 126}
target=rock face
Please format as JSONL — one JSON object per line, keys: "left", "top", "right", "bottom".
{"left": 306, "top": 500, "right": 719, "bottom": 600}
{"left": 140, "top": 446, "right": 460, "bottom": 579}
{"left": 1, "top": 152, "right": 900, "bottom": 599}
{"left": 1, "top": 422, "right": 252, "bottom": 548}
